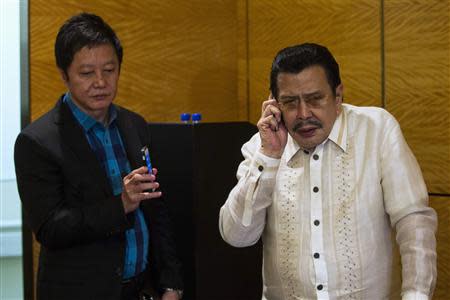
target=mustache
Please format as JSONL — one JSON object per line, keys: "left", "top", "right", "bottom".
{"left": 292, "top": 119, "right": 323, "bottom": 131}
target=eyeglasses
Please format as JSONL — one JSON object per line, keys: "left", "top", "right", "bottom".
{"left": 278, "top": 98, "right": 301, "bottom": 111}
{"left": 278, "top": 94, "right": 327, "bottom": 112}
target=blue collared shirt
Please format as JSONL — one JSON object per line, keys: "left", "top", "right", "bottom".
{"left": 64, "top": 93, "right": 149, "bottom": 279}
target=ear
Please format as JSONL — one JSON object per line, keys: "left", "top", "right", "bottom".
{"left": 335, "top": 84, "right": 343, "bottom": 104}
{"left": 58, "top": 68, "right": 69, "bottom": 87}
{"left": 335, "top": 84, "right": 343, "bottom": 113}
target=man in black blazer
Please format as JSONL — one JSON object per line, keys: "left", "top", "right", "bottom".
{"left": 14, "top": 13, "right": 183, "bottom": 300}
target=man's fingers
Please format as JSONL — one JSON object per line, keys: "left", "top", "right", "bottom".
{"left": 129, "top": 166, "right": 147, "bottom": 175}
{"left": 123, "top": 167, "right": 147, "bottom": 183}
{"left": 258, "top": 114, "right": 279, "bottom": 132}
{"left": 260, "top": 114, "right": 280, "bottom": 131}
{"left": 125, "top": 172, "right": 155, "bottom": 185}
{"left": 126, "top": 179, "right": 159, "bottom": 193}
{"left": 260, "top": 103, "right": 282, "bottom": 127}
{"left": 140, "top": 181, "right": 159, "bottom": 192}
{"left": 140, "top": 190, "right": 162, "bottom": 200}
{"left": 266, "top": 106, "right": 282, "bottom": 122}
{"left": 124, "top": 186, "right": 162, "bottom": 205}
{"left": 261, "top": 98, "right": 278, "bottom": 113}
{"left": 262, "top": 102, "right": 281, "bottom": 121}
{"left": 130, "top": 191, "right": 161, "bottom": 202}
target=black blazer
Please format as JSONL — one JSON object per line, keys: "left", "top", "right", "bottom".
{"left": 14, "top": 97, "right": 183, "bottom": 300}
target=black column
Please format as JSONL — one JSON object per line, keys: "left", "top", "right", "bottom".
{"left": 148, "top": 122, "right": 262, "bottom": 300}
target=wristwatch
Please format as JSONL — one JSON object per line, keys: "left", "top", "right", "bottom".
{"left": 164, "top": 288, "right": 183, "bottom": 299}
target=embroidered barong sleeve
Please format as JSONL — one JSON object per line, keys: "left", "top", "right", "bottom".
{"left": 219, "top": 133, "right": 280, "bottom": 247}
{"left": 380, "top": 112, "right": 437, "bottom": 299}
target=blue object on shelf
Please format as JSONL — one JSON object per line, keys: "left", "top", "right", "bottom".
{"left": 192, "top": 113, "right": 202, "bottom": 123}
{"left": 180, "top": 113, "right": 191, "bottom": 123}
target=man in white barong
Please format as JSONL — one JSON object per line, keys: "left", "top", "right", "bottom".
{"left": 219, "top": 43, "right": 437, "bottom": 300}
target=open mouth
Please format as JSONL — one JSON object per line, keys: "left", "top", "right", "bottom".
{"left": 296, "top": 127, "right": 317, "bottom": 138}
{"left": 92, "top": 94, "right": 109, "bottom": 100}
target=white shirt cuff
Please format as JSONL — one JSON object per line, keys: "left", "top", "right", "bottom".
{"left": 402, "top": 291, "right": 428, "bottom": 300}
{"left": 250, "top": 149, "right": 280, "bottom": 178}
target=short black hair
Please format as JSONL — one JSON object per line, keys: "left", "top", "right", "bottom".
{"left": 55, "top": 12, "right": 123, "bottom": 75}
{"left": 270, "top": 43, "right": 341, "bottom": 99}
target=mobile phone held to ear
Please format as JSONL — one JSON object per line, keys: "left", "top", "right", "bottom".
{"left": 280, "top": 113, "right": 285, "bottom": 127}
{"left": 141, "top": 146, "right": 153, "bottom": 175}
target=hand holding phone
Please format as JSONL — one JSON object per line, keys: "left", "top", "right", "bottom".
{"left": 257, "top": 95, "right": 288, "bottom": 158}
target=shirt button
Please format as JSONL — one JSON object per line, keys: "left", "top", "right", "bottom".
{"left": 314, "top": 220, "right": 320, "bottom": 226}
{"left": 317, "top": 284, "right": 323, "bottom": 290}
{"left": 314, "top": 253, "right": 320, "bottom": 259}
{"left": 313, "top": 154, "right": 319, "bottom": 160}
{"left": 258, "top": 165, "right": 264, "bottom": 172}
{"left": 313, "top": 186, "right": 319, "bottom": 193}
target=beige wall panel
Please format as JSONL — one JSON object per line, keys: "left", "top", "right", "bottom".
{"left": 31, "top": 0, "right": 243, "bottom": 123}
{"left": 237, "top": 0, "right": 250, "bottom": 120}
{"left": 384, "top": 0, "right": 450, "bottom": 194}
{"left": 246, "top": 0, "right": 382, "bottom": 124}
{"left": 391, "top": 196, "right": 450, "bottom": 299}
